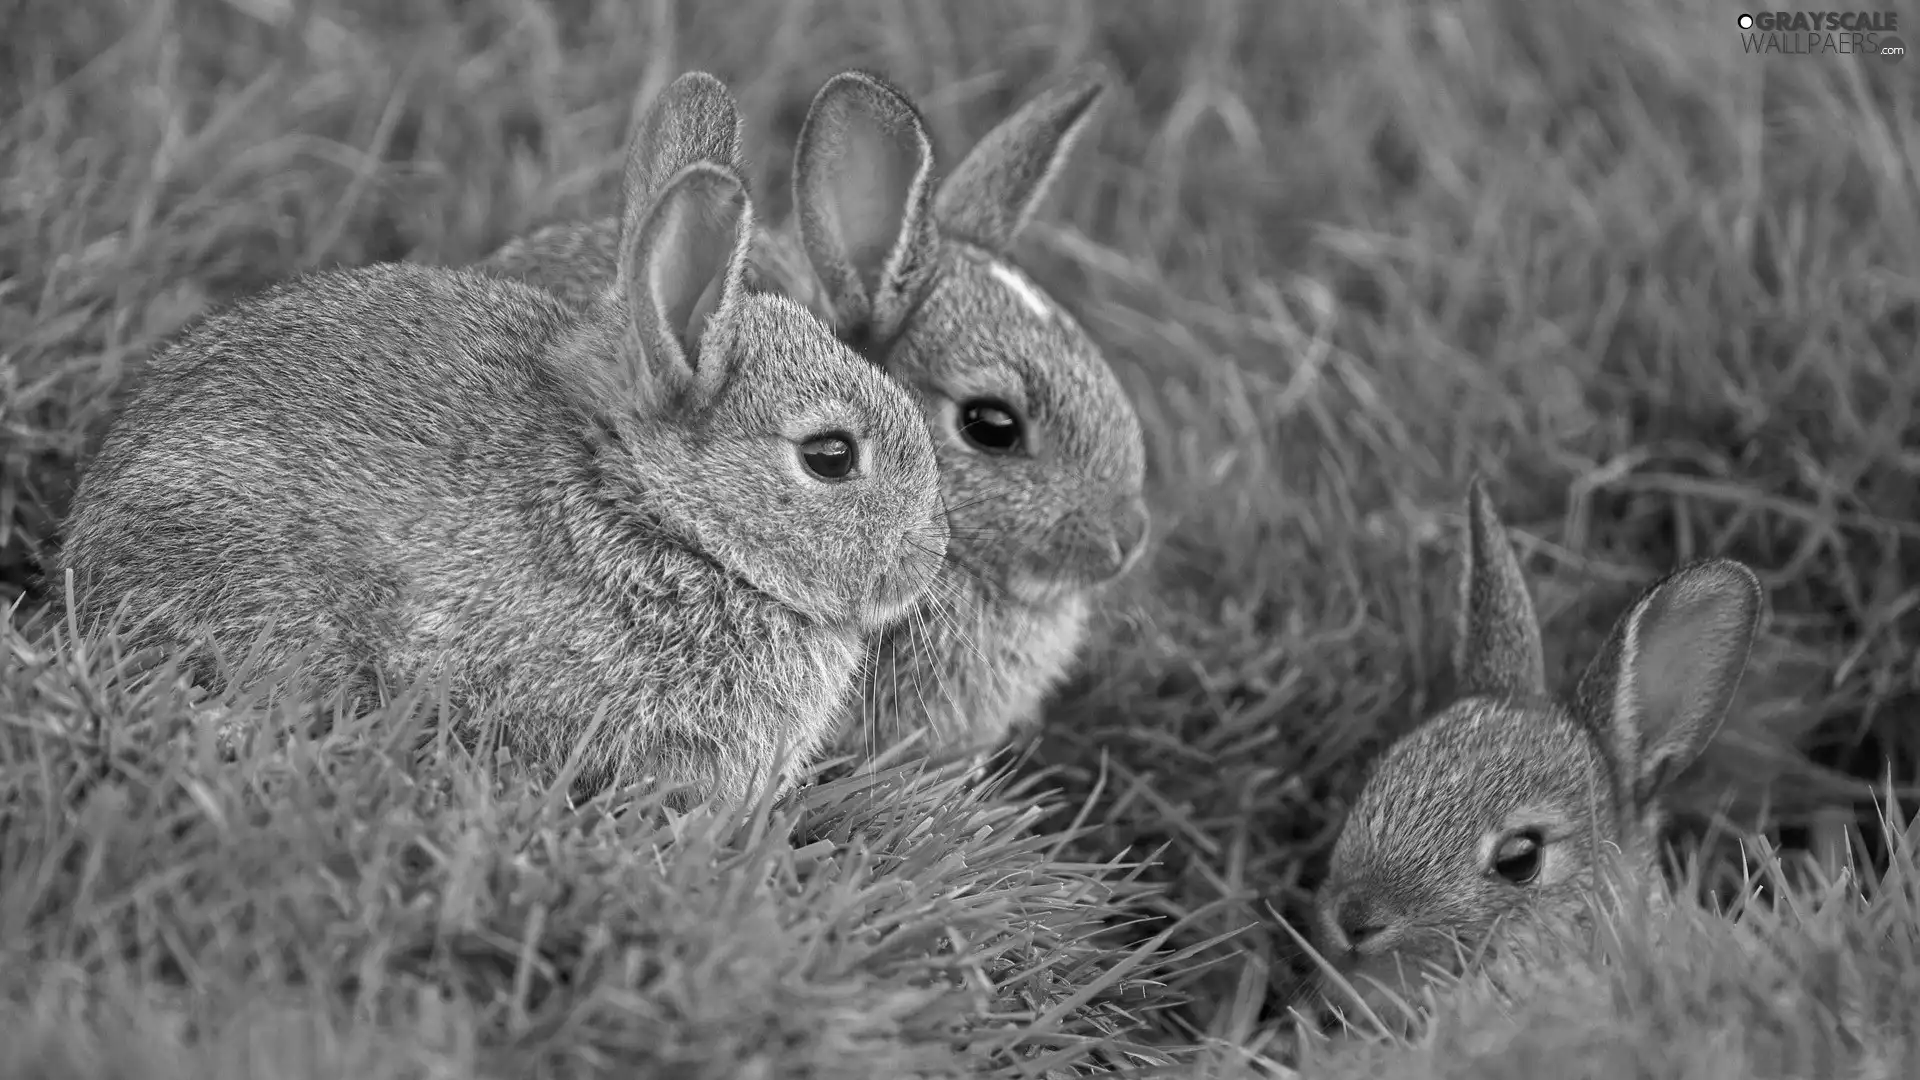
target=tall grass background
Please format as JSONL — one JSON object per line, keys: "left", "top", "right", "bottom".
{"left": 3, "top": 0, "right": 1918, "bottom": 1075}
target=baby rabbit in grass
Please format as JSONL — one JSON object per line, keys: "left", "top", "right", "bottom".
{"left": 482, "top": 66, "right": 1150, "bottom": 764}
{"left": 1309, "top": 478, "right": 1764, "bottom": 1022}
{"left": 53, "top": 74, "right": 949, "bottom": 807}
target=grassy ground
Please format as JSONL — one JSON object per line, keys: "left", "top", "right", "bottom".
{"left": 4, "top": 0, "right": 1919, "bottom": 1075}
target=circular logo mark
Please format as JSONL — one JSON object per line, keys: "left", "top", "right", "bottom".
{"left": 1737, "top": 13, "right": 1755, "bottom": 29}
{"left": 1882, "top": 35, "right": 1907, "bottom": 62}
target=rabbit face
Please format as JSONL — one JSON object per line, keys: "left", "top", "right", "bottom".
{"left": 1312, "top": 696, "right": 1625, "bottom": 1014}
{"left": 886, "top": 246, "right": 1149, "bottom": 609}
{"left": 783, "top": 66, "right": 1150, "bottom": 616}
{"left": 1305, "top": 480, "right": 1764, "bottom": 1026}
{"left": 590, "top": 154, "right": 949, "bottom": 642}
{"left": 617, "top": 292, "right": 951, "bottom": 636}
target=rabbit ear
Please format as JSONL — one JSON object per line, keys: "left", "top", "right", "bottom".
{"left": 1573, "top": 558, "right": 1763, "bottom": 812}
{"left": 931, "top": 63, "right": 1107, "bottom": 254}
{"left": 793, "top": 70, "right": 940, "bottom": 347}
{"left": 618, "top": 162, "right": 753, "bottom": 405}
{"left": 621, "top": 71, "right": 747, "bottom": 222}
{"left": 1454, "top": 477, "right": 1548, "bottom": 700}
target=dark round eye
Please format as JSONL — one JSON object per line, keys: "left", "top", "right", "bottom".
{"left": 957, "top": 399, "right": 1024, "bottom": 454}
{"left": 1491, "top": 828, "right": 1544, "bottom": 885}
{"left": 799, "top": 433, "right": 857, "bottom": 481}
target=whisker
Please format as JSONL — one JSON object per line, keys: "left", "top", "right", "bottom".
{"left": 888, "top": 604, "right": 938, "bottom": 757}
{"left": 904, "top": 577, "right": 989, "bottom": 741}
{"left": 938, "top": 530, "right": 1005, "bottom": 543}
{"left": 902, "top": 604, "right": 945, "bottom": 745}
{"left": 937, "top": 489, "right": 1015, "bottom": 518}
{"left": 925, "top": 575, "right": 991, "bottom": 678}
{"left": 934, "top": 550, "right": 1016, "bottom": 606}
{"left": 862, "top": 627, "right": 886, "bottom": 763}
{"left": 904, "top": 538, "right": 948, "bottom": 559}
{"left": 918, "top": 593, "right": 975, "bottom": 742}
{"left": 873, "top": 575, "right": 969, "bottom": 755}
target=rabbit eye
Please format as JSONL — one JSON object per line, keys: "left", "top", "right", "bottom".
{"left": 1490, "top": 829, "right": 1544, "bottom": 885}
{"left": 800, "top": 433, "right": 857, "bottom": 481}
{"left": 957, "top": 399, "right": 1024, "bottom": 454}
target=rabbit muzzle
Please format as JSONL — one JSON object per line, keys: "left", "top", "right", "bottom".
{"left": 1312, "top": 928, "right": 1464, "bottom": 1029}
{"left": 1309, "top": 882, "right": 1485, "bottom": 1016}
{"left": 855, "top": 514, "right": 950, "bottom": 632}
{"left": 1007, "top": 495, "right": 1151, "bottom": 603}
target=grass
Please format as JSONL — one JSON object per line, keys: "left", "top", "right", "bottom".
{"left": 3, "top": 0, "right": 1918, "bottom": 1074}
{"left": 1, "top": 605, "right": 1201, "bottom": 1078}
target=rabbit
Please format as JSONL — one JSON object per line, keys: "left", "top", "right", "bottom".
{"left": 476, "top": 65, "right": 1150, "bottom": 766}
{"left": 1308, "top": 477, "right": 1763, "bottom": 1022}
{"left": 52, "top": 74, "right": 950, "bottom": 810}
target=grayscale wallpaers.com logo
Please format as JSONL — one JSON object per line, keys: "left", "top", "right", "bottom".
{"left": 1738, "top": 12, "right": 1904, "bottom": 60}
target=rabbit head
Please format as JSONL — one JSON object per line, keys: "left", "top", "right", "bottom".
{"left": 562, "top": 83, "right": 949, "bottom": 638}
{"left": 1309, "top": 478, "right": 1763, "bottom": 1019}
{"left": 787, "top": 66, "right": 1149, "bottom": 612}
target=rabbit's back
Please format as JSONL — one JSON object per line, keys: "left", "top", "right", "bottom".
{"left": 143, "top": 263, "right": 576, "bottom": 437}
{"left": 481, "top": 221, "right": 624, "bottom": 312}
{"left": 104, "top": 263, "right": 579, "bottom": 484}
{"left": 60, "top": 264, "right": 582, "bottom": 679}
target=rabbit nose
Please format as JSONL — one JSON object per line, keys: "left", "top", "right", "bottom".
{"left": 1321, "top": 890, "right": 1391, "bottom": 955}
{"left": 1337, "top": 897, "right": 1388, "bottom": 949}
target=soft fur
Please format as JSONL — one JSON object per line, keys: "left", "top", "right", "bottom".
{"left": 54, "top": 75, "right": 948, "bottom": 808}
{"left": 1309, "top": 478, "right": 1763, "bottom": 1021}
{"left": 475, "top": 66, "right": 1150, "bottom": 763}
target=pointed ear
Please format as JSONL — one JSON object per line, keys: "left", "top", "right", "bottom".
{"left": 792, "top": 69, "right": 940, "bottom": 347}
{"left": 931, "top": 63, "right": 1107, "bottom": 254}
{"left": 1454, "top": 477, "right": 1548, "bottom": 700}
{"left": 616, "top": 162, "right": 752, "bottom": 405}
{"left": 621, "top": 71, "right": 746, "bottom": 222}
{"left": 1573, "top": 558, "right": 1763, "bottom": 812}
